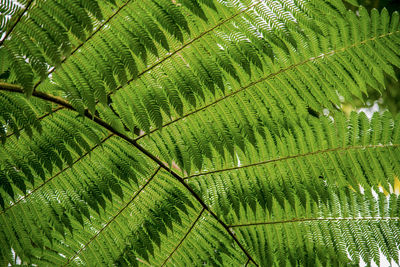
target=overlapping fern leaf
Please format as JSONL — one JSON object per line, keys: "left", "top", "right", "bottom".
{"left": 0, "top": 0, "right": 400, "bottom": 266}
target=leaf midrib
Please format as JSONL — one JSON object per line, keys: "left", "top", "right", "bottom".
{"left": 137, "top": 30, "right": 400, "bottom": 141}
{"left": 0, "top": 0, "right": 34, "bottom": 45}
{"left": 183, "top": 143, "right": 400, "bottom": 180}
{"left": 0, "top": 84, "right": 259, "bottom": 265}
{"left": 32, "top": 0, "right": 136, "bottom": 93}
{"left": 161, "top": 208, "right": 205, "bottom": 266}
{"left": 63, "top": 166, "right": 162, "bottom": 266}
{"left": 0, "top": 134, "right": 114, "bottom": 215}
{"left": 229, "top": 216, "right": 400, "bottom": 228}
{"left": 1, "top": 10, "right": 399, "bottom": 267}
{"left": 1, "top": 0, "right": 265, "bottom": 140}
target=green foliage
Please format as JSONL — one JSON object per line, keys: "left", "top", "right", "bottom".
{"left": 0, "top": 0, "right": 400, "bottom": 266}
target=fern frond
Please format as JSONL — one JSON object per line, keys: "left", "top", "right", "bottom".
{"left": 1, "top": 0, "right": 400, "bottom": 266}
{"left": 0, "top": 0, "right": 117, "bottom": 95}
{"left": 227, "top": 189, "right": 400, "bottom": 266}
{"left": 106, "top": 2, "right": 400, "bottom": 150}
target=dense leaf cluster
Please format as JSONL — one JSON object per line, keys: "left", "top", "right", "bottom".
{"left": 0, "top": 0, "right": 399, "bottom": 266}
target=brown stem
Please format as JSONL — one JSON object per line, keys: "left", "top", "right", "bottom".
{"left": 0, "top": 0, "right": 33, "bottom": 45}
{"left": 229, "top": 217, "right": 400, "bottom": 228}
{"left": 63, "top": 167, "right": 162, "bottom": 266}
{"left": 184, "top": 144, "right": 399, "bottom": 180}
{"left": 111, "top": 0, "right": 264, "bottom": 95}
{"left": 0, "top": 134, "right": 113, "bottom": 215}
{"left": 2, "top": 85, "right": 259, "bottom": 266}
{"left": 5, "top": 0, "right": 265, "bottom": 141}
{"left": 6, "top": 106, "right": 63, "bottom": 138}
{"left": 161, "top": 208, "right": 205, "bottom": 266}
{"left": 32, "top": 0, "right": 135, "bottom": 93}
{"left": 135, "top": 30, "right": 400, "bottom": 141}
{"left": 0, "top": 83, "right": 74, "bottom": 109}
